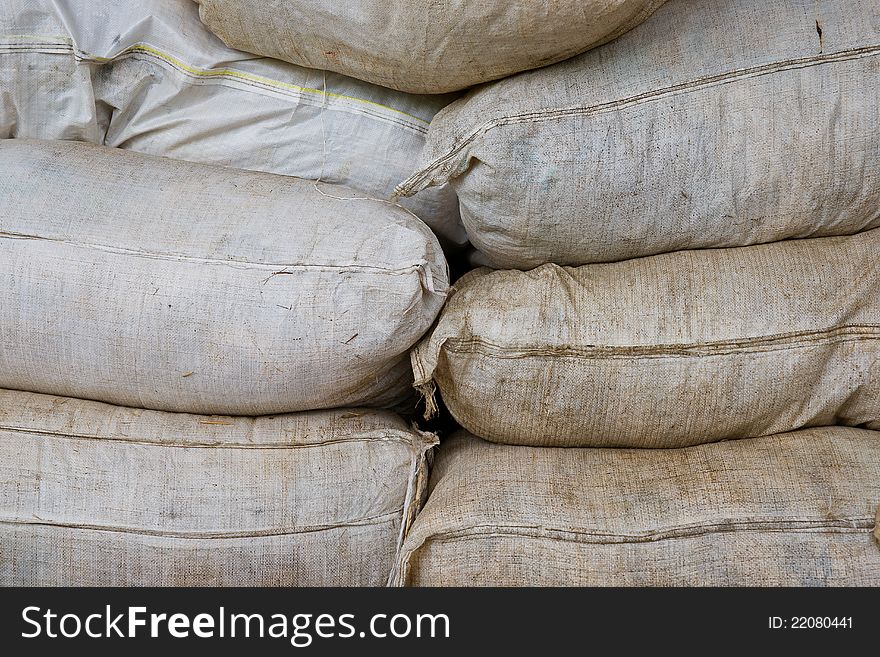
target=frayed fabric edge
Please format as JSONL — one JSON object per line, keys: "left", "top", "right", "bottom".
{"left": 387, "top": 428, "right": 438, "bottom": 587}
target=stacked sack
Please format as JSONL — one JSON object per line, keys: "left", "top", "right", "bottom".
{"left": 0, "top": 0, "right": 672, "bottom": 586}
{"left": 0, "top": 0, "right": 456, "bottom": 586}
{"left": 193, "top": 0, "right": 668, "bottom": 93}
{"left": 391, "top": 0, "right": 880, "bottom": 585}
{"left": 4, "top": 0, "right": 880, "bottom": 588}
{"left": 0, "top": 0, "right": 465, "bottom": 248}
{"left": 0, "top": 139, "right": 447, "bottom": 586}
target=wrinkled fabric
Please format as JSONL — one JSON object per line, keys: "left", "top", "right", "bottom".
{"left": 195, "top": 0, "right": 666, "bottom": 94}
{"left": 397, "top": 429, "right": 880, "bottom": 586}
{"left": 0, "top": 0, "right": 465, "bottom": 247}
{"left": 414, "top": 230, "right": 880, "bottom": 447}
{"left": 0, "top": 140, "right": 448, "bottom": 415}
{"left": 0, "top": 389, "right": 436, "bottom": 586}
{"left": 398, "top": 0, "right": 880, "bottom": 267}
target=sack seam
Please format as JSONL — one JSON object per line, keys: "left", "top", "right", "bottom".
{"left": 440, "top": 324, "right": 880, "bottom": 360}
{"left": 387, "top": 430, "right": 439, "bottom": 586}
{"left": 0, "top": 230, "right": 432, "bottom": 278}
{"left": 415, "top": 517, "right": 876, "bottom": 547}
{"left": 0, "top": 37, "right": 430, "bottom": 133}
{"left": 397, "top": 43, "right": 880, "bottom": 194}
{"left": 0, "top": 509, "right": 403, "bottom": 540}
{"left": 0, "top": 424, "right": 419, "bottom": 450}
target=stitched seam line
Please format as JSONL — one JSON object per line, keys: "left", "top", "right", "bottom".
{"left": 0, "top": 37, "right": 430, "bottom": 132}
{"left": 441, "top": 325, "right": 880, "bottom": 360}
{"left": 0, "top": 425, "right": 415, "bottom": 450}
{"left": 0, "top": 509, "right": 402, "bottom": 540}
{"left": 0, "top": 231, "right": 428, "bottom": 277}
{"left": 399, "top": 43, "right": 880, "bottom": 193}
{"left": 419, "top": 517, "right": 876, "bottom": 547}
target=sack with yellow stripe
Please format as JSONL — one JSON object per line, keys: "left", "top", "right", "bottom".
{"left": 0, "top": 0, "right": 465, "bottom": 248}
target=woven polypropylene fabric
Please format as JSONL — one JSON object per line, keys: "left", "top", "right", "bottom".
{"left": 0, "top": 0, "right": 465, "bottom": 247}
{"left": 413, "top": 229, "right": 880, "bottom": 447}
{"left": 397, "top": 0, "right": 880, "bottom": 267}
{"left": 0, "top": 140, "right": 448, "bottom": 415}
{"left": 0, "top": 389, "right": 437, "bottom": 586}
{"left": 396, "top": 429, "right": 880, "bottom": 587}
{"left": 194, "top": 0, "right": 666, "bottom": 94}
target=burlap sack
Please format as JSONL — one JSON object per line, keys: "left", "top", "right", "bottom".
{"left": 194, "top": 0, "right": 666, "bottom": 94}
{"left": 0, "top": 0, "right": 465, "bottom": 247}
{"left": 396, "top": 429, "right": 880, "bottom": 586}
{"left": 0, "top": 389, "right": 436, "bottom": 586}
{"left": 0, "top": 140, "right": 448, "bottom": 415}
{"left": 396, "top": 0, "right": 880, "bottom": 267}
{"left": 875, "top": 506, "right": 880, "bottom": 547}
{"left": 413, "top": 229, "right": 880, "bottom": 447}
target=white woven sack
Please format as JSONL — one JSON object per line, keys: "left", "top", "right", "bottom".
{"left": 397, "top": 0, "right": 880, "bottom": 267}
{"left": 194, "top": 0, "right": 667, "bottom": 94}
{"left": 0, "top": 0, "right": 465, "bottom": 247}
{"left": 0, "top": 140, "right": 448, "bottom": 415}
{"left": 0, "top": 389, "right": 436, "bottom": 586}
{"left": 396, "top": 429, "right": 880, "bottom": 586}
{"left": 414, "top": 229, "right": 880, "bottom": 448}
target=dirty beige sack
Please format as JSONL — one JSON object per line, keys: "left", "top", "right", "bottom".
{"left": 413, "top": 229, "right": 880, "bottom": 448}
{"left": 194, "top": 0, "right": 666, "bottom": 94}
{"left": 0, "top": 140, "right": 448, "bottom": 415}
{"left": 876, "top": 506, "right": 880, "bottom": 546}
{"left": 396, "top": 429, "right": 880, "bottom": 586}
{"left": 396, "top": 0, "right": 880, "bottom": 267}
{"left": 0, "top": 389, "right": 435, "bottom": 586}
{"left": 0, "top": 0, "right": 465, "bottom": 248}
